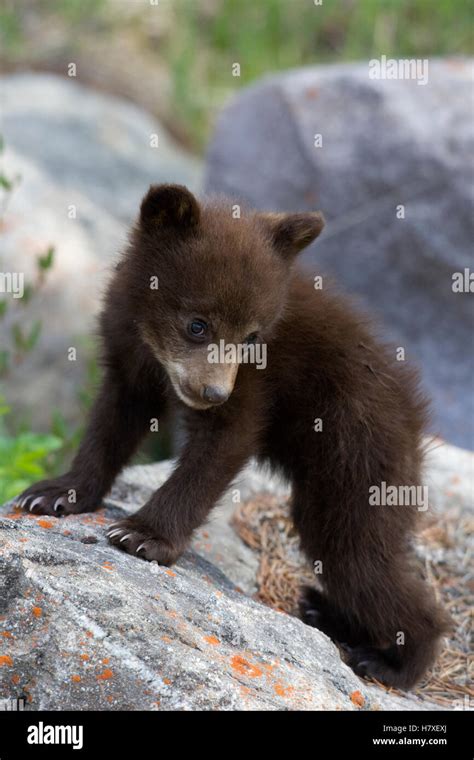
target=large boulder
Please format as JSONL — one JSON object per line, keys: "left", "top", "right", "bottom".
{"left": 1, "top": 439, "right": 471, "bottom": 711}
{"left": 0, "top": 73, "right": 201, "bottom": 425}
{"left": 205, "top": 59, "right": 474, "bottom": 450}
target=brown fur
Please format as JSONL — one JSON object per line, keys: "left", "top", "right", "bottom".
{"left": 17, "top": 184, "right": 451, "bottom": 689}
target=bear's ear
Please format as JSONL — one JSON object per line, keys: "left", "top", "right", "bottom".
{"left": 257, "top": 211, "right": 325, "bottom": 258}
{"left": 139, "top": 184, "right": 200, "bottom": 231}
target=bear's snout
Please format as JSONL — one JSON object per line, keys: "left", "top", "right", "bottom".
{"left": 202, "top": 385, "right": 230, "bottom": 405}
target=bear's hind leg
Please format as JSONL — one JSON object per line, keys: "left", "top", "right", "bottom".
{"left": 292, "top": 480, "right": 451, "bottom": 690}
{"left": 299, "top": 587, "right": 370, "bottom": 647}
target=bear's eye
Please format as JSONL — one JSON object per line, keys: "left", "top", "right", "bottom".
{"left": 244, "top": 332, "right": 258, "bottom": 345}
{"left": 187, "top": 319, "right": 208, "bottom": 341}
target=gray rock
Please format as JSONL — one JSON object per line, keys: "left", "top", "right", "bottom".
{"left": 0, "top": 73, "right": 201, "bottom": 425}
{"left": 205, "top": 59, "right": 474, "bottom": 450}
{"left": 2, "top": 438, "right": 469, "bottom": 712}
{"left": 424, "top": 438, "right": 474, "bottom": 513}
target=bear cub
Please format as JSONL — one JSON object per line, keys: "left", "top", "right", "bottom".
{"left": 17, "top": 184, "right": 450, "bottom": 689}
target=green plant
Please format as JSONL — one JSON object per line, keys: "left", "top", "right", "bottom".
{"left": 0, "top": 135, "right": 21, "bottom": 219}
{"left": 0, "top": 397, "right": 62, "bottom": 503}
{"left": 0, "top": 133, "right": 110, "bottom": 483}
{"left": 0, "top": 3, "right": 22, "bottom": 55}
{"left": 0, "top": 133, "right": 68, "bottom": 489}
{"left": 0, "top": 135, "right": 49, "bottom": 377}
{"left": 0, "top": 245, "right": 54, "bottom": 377}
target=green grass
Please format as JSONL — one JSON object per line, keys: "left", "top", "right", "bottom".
{"left": 1, "top": 0, "right": 472, "bottom": 148}
{"left": 163, "top": 0, "right": 473, "bottom": 146}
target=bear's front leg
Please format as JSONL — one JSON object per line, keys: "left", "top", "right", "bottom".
{"left": 16, "top": 371, "right": 158, "bottom": 516}
{"left": 107, "top": 408, "right": 260, "bottom": 564}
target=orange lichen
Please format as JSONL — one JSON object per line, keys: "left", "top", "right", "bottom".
{"left": 101, "top": 561, "right": 114, "bottom": 571}
{"left": 96, "top": 669, "right": 113, "bottom": 681}
{"left": 11, "top": 674, "right": 20, "bottom": 684}
{"left": 32, "top": 606, "right": 42, "bottom": 618}
{"left": 0, "top": 655, "right": 13, "bottom": 667}
{"left": 204, "top": 635, "right": 220, "bottom": 646}
{"left": 85, "top": 631, "right": 93, "bottom": 638}
{"left": 102, "top": 658, "right": 110, "bottom": 665}
{"left": 37, "top": 519, "right": 54, "bottom": 529}
{"left": 274, "top": 682, "right": 294, "bottom": 698}
{"left": 84, "top": 511, "right": 107, "bottom": 526}
{"left": 163, "top": 677, "right": 172, "bottom": 685}
{"left": 163, "top": 568, "right": 176, "bottom": 577}
{"left": 1, "top": 631, "right": 13, "bottom": 638}
{"left": 71, "top": 675, "right": 81, "bottom": 683}
{"left": 80, "top": 654, "right": 90, "bottom": 661}
{"left": 230, "top": 655, "right": 263, "bottom": 678}
{"left": 351, "top": 690, "right": 365, "bottom": 707}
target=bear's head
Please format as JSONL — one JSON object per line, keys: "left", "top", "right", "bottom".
{"left": 128, "top": 184, "right": 324, "bottom": 409}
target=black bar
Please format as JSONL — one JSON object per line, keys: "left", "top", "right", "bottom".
{"left": 0, "top": 709, "right": 469, "bottom": 757}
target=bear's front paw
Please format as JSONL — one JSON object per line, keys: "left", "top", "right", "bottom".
{"left": 106, "top": 516, "right": 184, "bottom": 565}
{"left": 15, "top": 475, "right": 102, "bottom": 516}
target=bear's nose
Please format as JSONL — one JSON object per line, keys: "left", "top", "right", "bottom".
{"left": 202, "top": 385, "right": 230, "bottom": 405}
